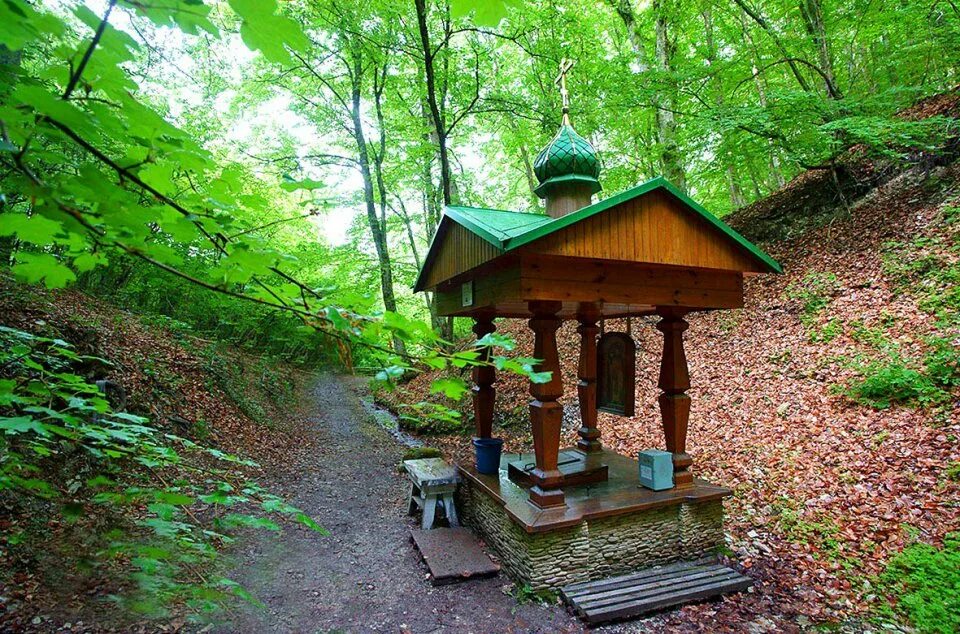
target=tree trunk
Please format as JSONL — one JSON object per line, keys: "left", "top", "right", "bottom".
{"left": 415, "top": 0, "right": 455, "bottom": 206}
{"left": 653, "top": 0, "right": 685, "bottom": 190}
{"left": 799, "top": 0, "right": 841, "bottom": 99}
{"left": 348, "top": 60, "right": 405, "bottom": 357}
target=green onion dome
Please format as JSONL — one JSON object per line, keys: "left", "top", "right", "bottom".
{"left": 532, "top": 123, "right": 602, "bottom": 198}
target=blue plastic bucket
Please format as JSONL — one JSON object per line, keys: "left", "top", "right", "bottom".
{"left": 473, "top": 437, "right": 504, "bottom": 475}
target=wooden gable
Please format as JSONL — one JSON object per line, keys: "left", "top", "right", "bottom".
{"left": 419, "top": 219, "right": 503, "bottom": 291}
{"left": 517, "top": 189, "right": 761, "bottom": 272}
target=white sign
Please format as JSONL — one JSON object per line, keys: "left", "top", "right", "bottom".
{"left": 461, "top": 281, "right": 474, "bottom": 307}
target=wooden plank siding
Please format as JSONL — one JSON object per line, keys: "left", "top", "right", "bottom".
{"left": 422, "top": 221, "right": 504, "bottom": 290}
{"left": 435, "top": 263, "right": 522, "bottom": 316}
{"left": 519, "top": 191, "right": 760, "bottom": 272}
{"left": 520, "top": 255, "right": 744, "bottom": 310}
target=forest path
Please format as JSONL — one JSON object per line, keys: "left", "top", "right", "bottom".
{"left": 214, "top": 374, "right": 582, "bottom": 634}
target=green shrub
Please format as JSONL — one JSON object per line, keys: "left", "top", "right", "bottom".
{"left": 879, "top": 533, "right": 960, "bottom": 633}
{"left": 398, "top": 401, "right": 467, "bottom": 435}
{"left": 843, "top": 358, "right": 945, "bottom": 408}
{"left": 842, "top": 336, "right": 958, "bottom": 409}
{"left": 810, "top": 317, "right": 842, "bottom": 343}
{"left": 785, "top": 271, "right": 841, "bottom": 326}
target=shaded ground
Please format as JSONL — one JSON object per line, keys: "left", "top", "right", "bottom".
{"left": 215, "top": 374, "right": 582, "bottom": 634}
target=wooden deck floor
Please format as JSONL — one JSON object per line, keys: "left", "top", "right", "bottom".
{"left": 458, "top": 448, "right": 731, "bottom": 533}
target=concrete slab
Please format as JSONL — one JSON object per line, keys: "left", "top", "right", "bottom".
{"left": 410, "top": 527, "right": 500, "bottom": 586}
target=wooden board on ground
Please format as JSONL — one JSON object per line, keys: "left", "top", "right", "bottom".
{"left": 410, "top": 527, "right": 500, "bottom": 586}
{"left": 560, "top": 559, "right": 752, "bottom": 624}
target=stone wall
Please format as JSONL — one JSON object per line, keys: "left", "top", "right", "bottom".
{"left": 457, "top": 481, "right": 725, "bottom": 591}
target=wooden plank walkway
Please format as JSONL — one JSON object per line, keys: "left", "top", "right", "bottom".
{"left": 560, "top": 560, "right": 752, "bottom": 624}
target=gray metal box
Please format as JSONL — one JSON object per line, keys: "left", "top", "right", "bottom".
{"left": 638, "top": 449, "right": 674, "bottom": 491}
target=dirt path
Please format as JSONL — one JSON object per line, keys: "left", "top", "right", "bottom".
{"left": 214, "top": 374, "right": 582, "bottom": 634}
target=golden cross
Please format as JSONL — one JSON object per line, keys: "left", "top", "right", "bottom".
{"left": 554, "top": 58, "right": 575, "bottom": 125}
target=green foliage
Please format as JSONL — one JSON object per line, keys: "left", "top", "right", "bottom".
{"left": 879, "top": 533, "right": 960, "bottom": 634}
{"left": 398, "top": 400, "right": 466, "bottom": 435}
{"left": 511, "top": 583, "right": 559, "bottom": 607}
{"left": 882, "top": 231, "right": 960, "bottom": 329}
{"left": 0, "top": 325, "right": 323, "bottom": 618}
{"left": 785, "top": 272, "right": 841, "bottom": 327}
{"left": 400, "top": 446, "right": 442, "bottom": 462}
{"left": 810, "top": 317, "right": 842, "bottom": 343}
{"left": 840, "top": 336, "right": 959, "bottom": 409}
{"left": 945, "top": 462, "right": 960, "bottom": 483}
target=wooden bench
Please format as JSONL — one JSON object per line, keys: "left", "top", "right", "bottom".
{"left": 403, "top": 458, "right": 460, "bottom": 530}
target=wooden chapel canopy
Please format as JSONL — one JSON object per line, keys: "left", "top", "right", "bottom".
{"left": 413, "top": 172, "right": 781, "bottom": 511}
{"left": 413, "top": 176, "right": 781, "bottom": 317}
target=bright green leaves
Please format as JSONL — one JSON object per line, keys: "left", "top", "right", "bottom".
{"left": 280, "top": 176, "right": 325, "bottom": 192}
{"left": 11, "top": 252, "right": 77, "bottom": 288}
{"left": 0, "top": 213, "right": 63, "bottom": 245}
{"left": 229, "top": 0, "right": 310, "bottom": 65}
{"left": 0, "top": 324, "right": 326, "bottom": 615}
{"left": 0, "top": 415, "right": 46, "bottom": 435}
{"left": 0, "top": 0, "right": 64, "bottom": 50}
{"left": 429, "top": 376, "right": 469, "bottom": 400}
{"left": 450, "top": 0, "right": 522, "bottom": 27}
{"left": 124, "top": 0, "right": 218, "bottom": 37}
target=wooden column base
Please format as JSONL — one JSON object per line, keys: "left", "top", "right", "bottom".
{"left": 528, "top": 399, "right": 565, "bottom": 508}
{"left": 527, "top": 301, "right": 565, "bottom": 509}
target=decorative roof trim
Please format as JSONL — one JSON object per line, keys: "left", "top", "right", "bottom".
{"left": 533, "top": 173, "right": 603, "bottom": 198}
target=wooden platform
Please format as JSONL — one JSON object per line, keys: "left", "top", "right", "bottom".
{"left": 561, "top": 559, "right": 752, "bottom": 624}
{"left": 507, "top": 448, "right": 608, "bottom": 487}
{"left": 458, "top": 448, "right": 731, "bottom": 533}
{"left": 410, "top": 527, "right": 500, "bottom": 585}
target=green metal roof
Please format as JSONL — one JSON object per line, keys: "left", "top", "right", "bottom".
{"left": 444, "top": 206, "right": 553, "bottom": 243}
{"left": 413, "top": 176, "right": 782, "bottom": 291}
{"left": 532, "top": 124, "right": 602, "bottom": 198}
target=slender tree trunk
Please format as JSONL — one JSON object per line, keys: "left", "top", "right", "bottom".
{"left": 415, "top": 0, "right": 455, "bottom": 206}
{"left": 606, "top": 0, "right": 649, "bottom": 71}
{"left": 348, "top": 59, "right": 405, "bottom": 357}
{"left": 742, "top": 17, "right": 788, "bottom": 189}
{"left": 799, "top": 0, "right": 841, "bottom": 99}
{"left": 608, "top": 0, "right": 684, "bottom": 188}
{"left": 703, "top": 7, "right": 744, "bottom": 209}
{"left": 653, "top": 0, "right": 685, "bottom": 190}
{"left": 414, "top": 0, "right": 455, "bottom": 342}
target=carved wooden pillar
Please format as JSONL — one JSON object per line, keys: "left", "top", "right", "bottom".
{"left": 656, "top": 308, "right": 694, "bottom": 488}
{"left": 471, "top": 312, "right": 496, "bottom": 439}
{"left": 527, "top": 300, "right": 565, "bottom": 508}
{"left": 576, "top": 303, "right": 602, "bottom": 453}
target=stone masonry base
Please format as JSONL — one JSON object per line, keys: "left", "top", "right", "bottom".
{"left": 456, "top": 478, "right": 726, "bottom": 591}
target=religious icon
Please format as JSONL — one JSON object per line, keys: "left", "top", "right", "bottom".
{"left": 597, "top": 332, "right": 636, "bottom": 416}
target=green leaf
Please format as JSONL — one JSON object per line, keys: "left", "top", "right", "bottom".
{"left": 0, "top": 416, "right": 47, "bottom": 436}
{"left": 0, "top": 213, "right": 64, "bottom": 244}
{"left": 450, "top": 0, "right": 521, "bottom": 27}
{"left": 294, "top": 512, "right": 328, "bottom": 535}
{"left": 156, "top": 491, "right": 195, "bottom": 506}
{"left": 280, "top": 176, "right": 325, "bottom": 192}
{"left": 11, "top": 253, "right": 76, "bottom": 288}
{"left": 429, "top": 377, "right": 469, "bottom": 400}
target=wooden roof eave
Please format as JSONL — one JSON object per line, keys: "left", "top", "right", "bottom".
{"left": 414, "top": 176, "right": 783, "bottom": 293}
{"left": 502, "top": 176, "right": 783, "bottom": 274}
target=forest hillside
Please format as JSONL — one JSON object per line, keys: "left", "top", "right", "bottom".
{"left": 384, "top": 91, "right": 960, "bottom": 630}
{"left": 0, "top": 277, "right": 327, "bottom": 631}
